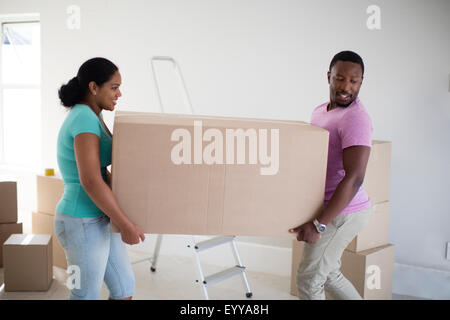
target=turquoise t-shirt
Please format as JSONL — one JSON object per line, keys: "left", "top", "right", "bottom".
{"left": 56, "top": 104, "right": 112, "bottom": 218}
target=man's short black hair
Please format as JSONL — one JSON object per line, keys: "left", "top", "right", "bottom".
{"left": 329, "top": 51, "right": 364, "bottom": 76}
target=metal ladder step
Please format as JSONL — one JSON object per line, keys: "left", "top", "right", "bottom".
{"left": 194, "top": 236, "right": 235, "bottom": 252}
{"left": 203, "top": 266, "right": 246, "bottom": 287}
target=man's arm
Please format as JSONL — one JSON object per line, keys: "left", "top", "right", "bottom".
{"left": 289, "top": 145, "right": 371, "bottom": 243}
{"left": 316, "top": 145, "right": 371, "bottom": 225}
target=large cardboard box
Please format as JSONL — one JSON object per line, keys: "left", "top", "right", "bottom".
{"left": 346, "top": 201, "right": 390, "bottom": 252}
{"left": 363, "top": 141, "right": 391, "bottom": 205}
{"left": 32, "top": 211, "right": 67, "bottom": 269}
{"left": 37, "top": 175, "right": 65, "bottom": 216}
{"left": 111, "top": 111, "right": 329, "bottom": 236}
{"left": 0, "top": 222, "right": 23, "bottom": 267}
{"left": 3, "top": 234, "right": 53, "bottom": 291}
{"left": 290, "top": 240, "right": 395, "bottom": 299}
{"left": 0, "top": 181, "right": 18, "bottom": 223}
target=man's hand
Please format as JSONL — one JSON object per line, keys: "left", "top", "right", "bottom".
{"left": 289, "top": 222, "right": 321, "bottom": 244}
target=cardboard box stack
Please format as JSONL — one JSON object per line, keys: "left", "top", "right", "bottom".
{"left": 0, "top": 181, "right": 23, "bottom": 267}
{"left": 290, "top": 140, "right": 395, "bottom": 300}
{"left": 3, "top": 234, "right": 53, "bottom": 291}
{"left": 33, "top": 175, "right": 67, "bottom": 269}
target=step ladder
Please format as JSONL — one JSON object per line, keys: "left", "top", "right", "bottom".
{"left": 189, "top": 235, "right": 252, "bottom": 300}
{"left": 131, "top": 233, "right": 162, "bottom": 273}
{"left": 131, "top": 56, "right": 252, "bottom": 300}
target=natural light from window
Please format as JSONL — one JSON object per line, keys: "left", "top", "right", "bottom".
{"left": 1, "top": 21, "right": 41, "bottom": 169}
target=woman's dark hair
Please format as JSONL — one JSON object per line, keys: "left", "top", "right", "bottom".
{"left": 58, "top": 57, "right": 118, "bottom": 108}
{"left": 329, "top": 51, "right": 364, "bottom": 76}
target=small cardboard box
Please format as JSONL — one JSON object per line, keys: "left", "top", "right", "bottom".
{"left": 346, "top": 201, "right": 390, "bottom": 252}
{"left": 363, "top": 141, "right": 391, "bottom": 205}
{"left": 3, "top": 234, "right": 53, "bottom": 291}
{"left": 290, "top": 241, "right": 395, "bottom": 300}
{"left": 37, "top": 175, "right": 64, "bottom": 216}
{"left": 0, "top": 222, "right": 23, "bottom": 267}
{"left": 0, "top": 181, "right": 18, "bottom": 223}
{"left": 111, "top": 111, "right": 329, "bottom": 236}
{"left": 340, "top": 244, "right": 395, "bottom": 300}
{"left": 32, "top": 211, "right": 67, "bottom": 269}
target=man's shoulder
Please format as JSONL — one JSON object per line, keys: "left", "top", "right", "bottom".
{"left": 343, "top": 98, "right": 370, "bottom": 118}
{"left": 313, "top": 101, "right": 328, "bottom": 113}
{"left": 340, "top": 99, "right": 373, "bottom": 130}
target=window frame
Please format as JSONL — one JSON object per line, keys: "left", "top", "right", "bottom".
{"left": 0, "top": 13, "right": 40, "bottom": 169}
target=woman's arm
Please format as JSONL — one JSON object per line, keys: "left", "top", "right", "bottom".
{"left": 74, "top": 132, "right": 145, "bottom": 244}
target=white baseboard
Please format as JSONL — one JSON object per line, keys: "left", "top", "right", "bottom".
{"left": 392, "top": 263, "right": 450, "bottom": 300}
{"left": 128, "top": 234, "right": 450, "bottom": 300}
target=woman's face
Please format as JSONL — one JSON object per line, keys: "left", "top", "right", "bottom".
{"left": 95, "top": 71, "right": 122, "bottom": 112}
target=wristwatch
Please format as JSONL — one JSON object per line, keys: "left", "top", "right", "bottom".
{"left": 313, "top": 219, "right": 327, "bottom": 233}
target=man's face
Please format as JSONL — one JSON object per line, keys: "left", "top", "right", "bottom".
{"left": 327, "top": 60, "right": 363, "bottom": 108}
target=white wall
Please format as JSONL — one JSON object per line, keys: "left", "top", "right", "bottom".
{"left": 1, "top": 0, "right": 449, "bottom": 296}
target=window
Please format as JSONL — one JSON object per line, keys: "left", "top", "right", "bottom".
{"left": 0, "top": 17, "right": 41, "bottom": 169}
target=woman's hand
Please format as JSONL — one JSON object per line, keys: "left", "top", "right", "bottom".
{"left": 120, "top": 221, "right": 146, "bottom": 245}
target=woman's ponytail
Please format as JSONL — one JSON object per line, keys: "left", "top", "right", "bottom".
{"left": 58, "top": 76, "right": 83, "bottom": 108}
{"left": 58, "top": 58, "right": 118, "bottom": 109}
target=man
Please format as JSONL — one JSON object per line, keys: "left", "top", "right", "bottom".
{"left": 289, "top": 51, "right": 373, "bottom": 300}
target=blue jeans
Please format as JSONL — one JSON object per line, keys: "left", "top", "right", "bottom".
{"left": 54, "top": 210, "right": 135, "bottom": 300}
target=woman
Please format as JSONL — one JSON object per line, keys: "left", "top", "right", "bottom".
{"left": 54, "top": 57, "right": 145, "bottom": 300}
